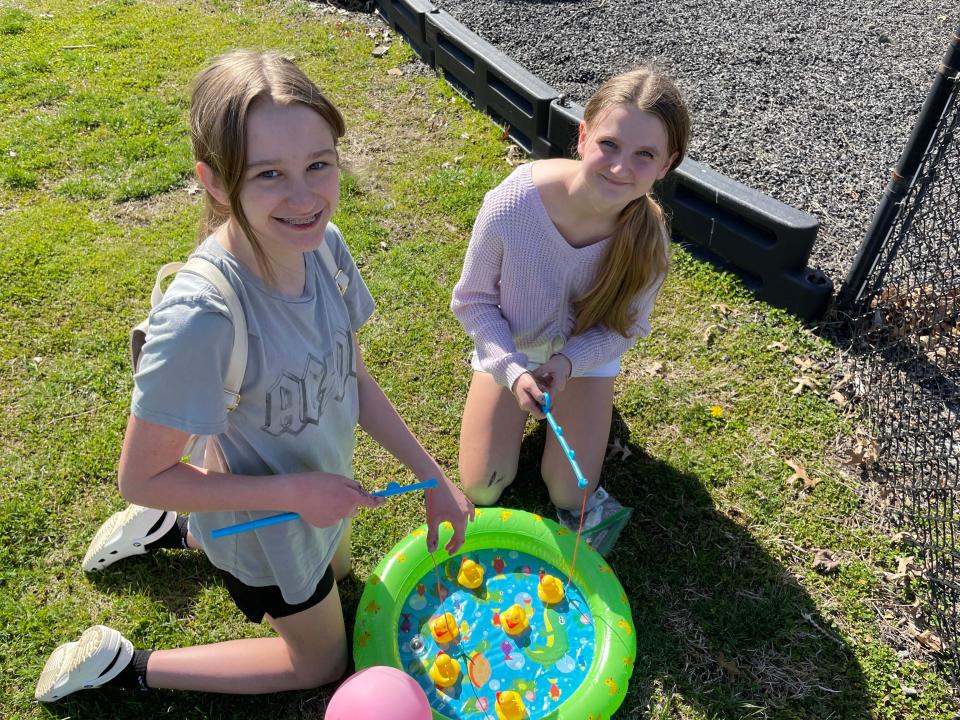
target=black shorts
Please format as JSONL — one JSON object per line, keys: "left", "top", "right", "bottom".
{"left": 220, "top": 565, "right": 336, "bottom": 624}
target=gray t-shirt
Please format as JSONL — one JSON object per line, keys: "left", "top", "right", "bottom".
{"left": 132, "top": 224, "right": 375, "bottom": 603}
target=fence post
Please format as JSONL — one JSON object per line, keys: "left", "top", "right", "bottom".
{"left": 840, "top": 28, "right": 960, "bottom": 309}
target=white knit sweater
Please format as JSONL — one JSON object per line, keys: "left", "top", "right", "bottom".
{"left": 451, "top": 163, "right": 665, "bottom": 390}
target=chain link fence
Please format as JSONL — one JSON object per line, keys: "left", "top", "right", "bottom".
{"left": 841, "top": 30, "right": 960, "bottom": 671}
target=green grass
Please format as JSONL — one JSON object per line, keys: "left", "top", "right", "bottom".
{"left": 0, "top": 0, "right": 955, "bottom": 718}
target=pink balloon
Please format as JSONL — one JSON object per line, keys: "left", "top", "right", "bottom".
{"left": 326, "top": 666, "right": 432, "bottom": 719}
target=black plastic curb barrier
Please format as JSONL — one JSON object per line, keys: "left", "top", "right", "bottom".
{"left": 377, "top": 0, "right": 435, "bottom": 67}
{"left": 662, "top": 160, "right": 832, "bottom": 318}
{"left": 374, "top": 0, "right": 834, "bottom": 320}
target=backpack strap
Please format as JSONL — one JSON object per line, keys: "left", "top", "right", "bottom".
{"left": 179, "top": 257, "right": 247, "bottom": 413}
{"left": 317, "top": 239, "right": 349, "bottom": 296}
{"left": 134, "top": 244, "right": 340, "bottom": 416}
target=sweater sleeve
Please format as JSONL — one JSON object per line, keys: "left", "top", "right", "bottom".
{"left": 451, "top": 195, "right": 529, "bottom": 389}
{"left": 561, "top": 270, "right": 666, "bottom": 375}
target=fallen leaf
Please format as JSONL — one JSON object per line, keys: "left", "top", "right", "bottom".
{"left": 892, "top": 531, "right": 916, "bottom": 545}
{"left": 371, "top": 45, "right": 390, "bottom": 58}
{"left": 813, "top": 549, "right": 840, "bottom": 574}
{"left": 724, "top": 505, "right": 746, "bottom": 522}
{"left": 909, "top": 625, "right": 943, "bottom": 652}
{"left": 767, "top": 341, "right": 789, "bottom": 353}
{"left": 791, "top": 376, "right": 820, "bottom": 395}
{"left": 793, "top": 356, "right": 816, "bottom": 372}
{"left": 716, "top": 652, "right": 740, "bottom": 677}
{"left": 834, "top": 373, "right": 853, "bottom": 390}
{"left": 786, "top": 459, "right": 820, "bottom": 492}
{"left": 828, "top": 390, "right": 848, "bottom": 407}
{"left": 711, "top": 303, "right": 733, "bottom": 317}
{"left": 896, "top": 556, "right": 922, "bottom": 578}
{"left": 505, "top": 145, "right": 524, "bottom": 166}
{"left": 605, "top": 437, "right": 632, "bottom": 462}
{"left": 387, "top": 68, "right": 404, "bottom": 76}
{"left": 643, "top": 361, "right": 666, "bottom": 377}
{"left": 845, "top": 437, "right": 879, "bottom": 467}
{"left": 702, "top": 324, "right": 727, "bottom": 345}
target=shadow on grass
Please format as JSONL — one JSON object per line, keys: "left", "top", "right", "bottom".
{"left": 49, "top": 549, "right": 366, "bottom": 719}
{"left": 48, "top": 404, "right": 870, "bottom": 720}
{"left": 85, "top": 549, "right": 214, "bottom": 616}
{"left": 493, "top": 407, "right": 871, "bottom": 719}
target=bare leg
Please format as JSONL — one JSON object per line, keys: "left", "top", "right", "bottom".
{"left": 145, "top": 580, "right": 348, "bottom": 692}
{"left": 541, "top": 377, "right": 615, "bottom": 510}
{"left": 458, "top": 372, "right": 528, "bottom": 506}
{"left": 330, "top": 520, "right": 352, "bottom": 582}
{"left": 185, "top": 530, "right": 199, "bottom": 550}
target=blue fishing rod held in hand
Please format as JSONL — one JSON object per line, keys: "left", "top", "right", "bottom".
{"left": 211, "top": 478, "right": 439, "bottom": 538}
{"left": 541, "top": 392, "right": 589, "bottom": 489}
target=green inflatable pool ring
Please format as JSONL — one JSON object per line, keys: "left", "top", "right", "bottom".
{"left": 354, "top": 508, "right": 636, "bottom": 719}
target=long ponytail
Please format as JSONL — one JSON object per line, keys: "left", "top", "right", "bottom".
{"left": 572, "top": 194, "right": 669, "bottom": 335}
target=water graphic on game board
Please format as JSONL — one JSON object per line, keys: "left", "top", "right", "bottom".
{"left": 397, "top": 548, "right": 594, "bottom": 719}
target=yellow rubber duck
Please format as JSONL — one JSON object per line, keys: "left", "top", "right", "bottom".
{"left": 431, "top": 612, "right": 459, "bottom": 644}
{"left": 537, "top": 574, "right": 565, "bottom": 604}
{"left": 495, "top": 690, "right": 527, "bottom": 720}
{"left": 500, "top": 604, "right": 529, "bottom": 636}
{"left": 457, "top": 557, "right": 485, "bottom": 589}
{"left": 428, "top": 651, "right": 461, "bottom": 688}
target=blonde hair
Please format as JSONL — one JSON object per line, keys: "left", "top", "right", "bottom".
{"left": 572, "top": 68, "right": 690, "bottom": 337}
{"left": 189, "top": 50, "right": 345, "bottom": 283}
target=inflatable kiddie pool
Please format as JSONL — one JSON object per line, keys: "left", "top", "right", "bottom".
{"left": 354, "top": 508, "right": 635, "bottom": 719}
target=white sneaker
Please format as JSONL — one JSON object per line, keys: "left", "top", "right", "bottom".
{"left": 82, "top": 504, "right": 176, "bottom": 572}
{"left": 35, "top": 625, "right": 133, "bottom": 702}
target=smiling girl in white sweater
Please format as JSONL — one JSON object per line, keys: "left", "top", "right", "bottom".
{"left": 452, "top": 68, "right": 690, "bottom": 517}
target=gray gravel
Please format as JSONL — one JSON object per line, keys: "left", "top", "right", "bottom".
{"left": 428, "top": 0, "right": 956, "bottom": 287}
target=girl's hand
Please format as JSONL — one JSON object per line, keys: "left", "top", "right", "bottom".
{"left": 298, "top": 473, "right": 385, "bottom": 528}
{"left": 532, "top": 353, "right": 572, "bottom": 396}
{"left": 426, "top": 474, "right": 475, "bottom": 555}
{"left": 512, "top": 372, "right": 546, "bottom": 419}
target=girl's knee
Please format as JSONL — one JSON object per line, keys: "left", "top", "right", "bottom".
{"left": 543, "top": 469, "right": 596, "bottom": 511}
{"left": 290, "top": 643, "right": 348, "bottom": 688}
{"left": 547, "top": 488, "right": 582, "bottom": 512}
{"left": 331, "top": 547, "right": 351, "bottom": 582}
{"left": 462, "top": 467, "right": 515, "bottom": 507}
